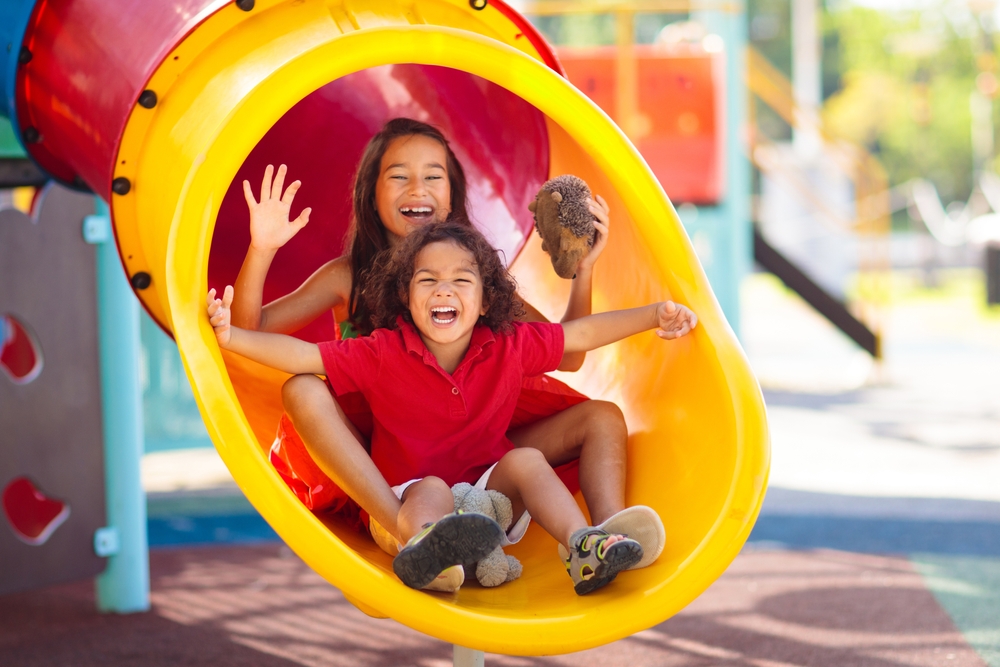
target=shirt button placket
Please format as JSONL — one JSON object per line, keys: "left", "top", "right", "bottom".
{"left": 450, "top": 385, "right": 467, "bottom": 416}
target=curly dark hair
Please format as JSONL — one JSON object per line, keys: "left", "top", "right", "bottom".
{"left": 364, "top": 222, "right": 524, "bottom": 334}
{"left": 346, "top": 118, "right": 471, "bottom": 335}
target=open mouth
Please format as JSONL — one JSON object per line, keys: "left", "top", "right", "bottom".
{"left": 430, "top": 306, "right": 458, "bottom": 325}
{"left": 400, "top": 205, "right": 435, "bottom": 223}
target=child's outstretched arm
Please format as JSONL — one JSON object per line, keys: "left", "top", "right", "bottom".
{"left": 562, "top": 301, "right": 698, "bottom": 353}
{"left": 207, "top": 285, "right": 325, "bottom": 375}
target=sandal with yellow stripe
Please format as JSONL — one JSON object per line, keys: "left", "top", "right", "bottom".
{"left": 564, "top": 527, "right": 643, "bottom": 595}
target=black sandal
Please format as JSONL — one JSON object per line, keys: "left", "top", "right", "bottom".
{"left": 393, "top": 512, "right": 503, "bottom": 590}
{"left": 564, "top": 527, "right": 643, "bottom": 595}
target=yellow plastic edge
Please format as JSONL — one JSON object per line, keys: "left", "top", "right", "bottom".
{"left": 129, "top": 18, "right": 768, "bottom": 657}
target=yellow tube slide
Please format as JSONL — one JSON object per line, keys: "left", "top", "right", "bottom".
{"left": 109, "top": 0, "right": 769, "bottom": 655}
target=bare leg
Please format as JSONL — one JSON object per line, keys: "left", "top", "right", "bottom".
{"left": 507, "top": 400, "right": 627, "bottom": 525}
{"left": 485, "top": 448, "right": 591, "bottom": 549}
{"left": 282, "top": 374, "right": 403, "bottom": 540}
{"left": 396, "top": 477, "right": 454, "bottom": 544}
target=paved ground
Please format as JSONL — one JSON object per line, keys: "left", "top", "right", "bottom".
{"left": 0, "top": 544, "right": 988, "bottom": 667}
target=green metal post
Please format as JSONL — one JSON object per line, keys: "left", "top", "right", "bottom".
{"left": 87, "top": 200, "right": 150, "bottom": 613}
{"left": 683, "top": 0, "right": 751, "bottom": 338}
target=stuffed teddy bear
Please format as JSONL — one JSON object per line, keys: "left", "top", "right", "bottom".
{"left": 527, "top": 174, "right": 596, "bottom": 279}
{"left": 451, "top": 482, "right": 523, "bottom": 587}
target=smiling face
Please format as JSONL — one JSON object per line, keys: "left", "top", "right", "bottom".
{"left": 407, "top": 240, "right": 486, "bottom": 359}
{"left": 376, "top": 134, "right": 453, "bottom": 242}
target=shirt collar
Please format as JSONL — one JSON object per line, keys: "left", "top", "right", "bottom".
{"left": 396, "top": 316, "right": 496, "bottom": 363}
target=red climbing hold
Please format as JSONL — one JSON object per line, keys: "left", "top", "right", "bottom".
{"left": 2, "top": 477, "right": 70, "bottom": 546}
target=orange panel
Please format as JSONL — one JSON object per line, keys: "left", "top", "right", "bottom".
{"left": 558, "top": 45, "right": 724, "bottom": 204}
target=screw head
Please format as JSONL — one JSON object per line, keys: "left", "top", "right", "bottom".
{"left": 137, "top": 90, "right": 158, "bottom": 109}
{"left": 235, "top": 0, "right": 255, "bottom": 10}
{"left": 470, "top": 0, "right": 487, "bottom": 9}
{"left": 130, "top": 272, "right": 152, "bottom": 290}
{"left": 111, "top": 177, "right": 131, "bottom": 195}
{"left": 22, "top": 126, "right": 40, "bottom": 143}
{"left": 18, "top": 47, "right": 32, "bottom": 65}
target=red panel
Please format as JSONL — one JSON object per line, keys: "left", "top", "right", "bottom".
{"left": 2, "top": 477, "right": 70, "bottom": 546}
{"left": 0, "top": 314, "right": 42, "bottom": 384}
{"left": 558, "top": 45, "right": 724, "bottom": 204}
{"left": 14, "top": 0, "right": 226, "bottom": 195}
{"left": 208, "top": 65, "right": 550, "bottom": 344}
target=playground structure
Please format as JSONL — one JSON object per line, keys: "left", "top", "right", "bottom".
{"left": 0, "top": 0, "right": 770, "bottom": 660}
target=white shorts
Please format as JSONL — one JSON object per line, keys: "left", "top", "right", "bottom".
{"left": 369, "top": 463, "right": 532, "bottom": 555}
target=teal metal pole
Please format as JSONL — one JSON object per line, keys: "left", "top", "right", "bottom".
{"left": 684, "top": 0, "right": 751, "bottom": 338}
{"left": 87, "top": 200, "right": 150, "bottom": 613}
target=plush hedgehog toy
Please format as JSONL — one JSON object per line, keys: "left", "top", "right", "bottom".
{"left": 527, "top": 174, "right": 596, "bottom": 279}
{"left": 452, "top": 483, "right": 522, "bottom": 587}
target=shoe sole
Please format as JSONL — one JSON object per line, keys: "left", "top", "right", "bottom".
{"left": 393, "top": 513, "right": 503, "bottom": 590}
{"left": 574, "top": 539, "right": 643, "bottom": 596}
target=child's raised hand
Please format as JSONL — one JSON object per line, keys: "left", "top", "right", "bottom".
{"left": 577, "top": 194, "right": 610, "bottom": 273}
{"left": 655, "top": 301, "right": 698, "bottom": 340}
{"left": 243, "top": 164, "right": 312, "bottom": 253}
{"left": 206, "top": 286, "right": 235, "bottom": 347}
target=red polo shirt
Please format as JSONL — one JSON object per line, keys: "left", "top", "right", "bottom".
{"left": 318, "top": 318, "right": 564, "bottom": 488}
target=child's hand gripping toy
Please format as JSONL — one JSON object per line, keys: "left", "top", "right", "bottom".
{"left": 528, "top": 175, "right": 597, "bottom": 279}
{"left": 452, "top": 483, "right": 523, "bottom": 587}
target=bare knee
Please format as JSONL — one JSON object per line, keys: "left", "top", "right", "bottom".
{"left": 499, "top": 447, "right": 550, "bottom": 474}
{"left": 414, "top": 475, "right": 451, "bottom": 494}
{"left": 282, "top": 374, "right": 327, "bottom": 406}
{"left": 584, "top": 400, "right": 626, "bottom": 434}
{"left": 402, "top": 476, "right": 453, "bottom": 504}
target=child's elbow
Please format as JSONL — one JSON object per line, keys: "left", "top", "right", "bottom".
{"left": 557, "top": 351, "right": 586, "bottom": 372}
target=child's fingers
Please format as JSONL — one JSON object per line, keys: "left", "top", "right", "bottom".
{"left": 292, "top": 207, "right": 311, "bottom": 230}
{"left": 281, "top": 179, "right": 301, "bottom": 205}
{"left": 242, "top": 180, "right": 257, "bottom": 208}
{"left": 271, "top": 164, "right": 287, "bottom": 200}
{"left": 222, "top": 285, "right": 234, "bottom": 308}
{"left": 588, "top": 199, "right": 610, "bottom": 225}
{"left": 260, "top": 164, "right": 274, "bottom": 201}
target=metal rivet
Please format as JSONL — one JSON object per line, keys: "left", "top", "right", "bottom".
{"left": 130, "top": 272, "right": 152, "bottom": 290}
{"left": 137, "top": 90, "right": 157, "bottom": 109}
{"left": 112, "top": 177, "right": 131, "bottom": 195}
{"left": 470, "top": 0, "right": 487, "bottom": 9}
{"left": 18, "top": 47, "right": 32, "bottom": 65}
{"left": 236, "top": 0, "right": 255, "bottom": 10}
{"left": 22, "top": 126, "right": 40, "bottom": 143}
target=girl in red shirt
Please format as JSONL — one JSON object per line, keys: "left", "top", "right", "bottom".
{"left": 230, "top": 118, "right": 665, "bottom": 574}
{"left": 207, "top": 221, "right": 698, "bottom": 595}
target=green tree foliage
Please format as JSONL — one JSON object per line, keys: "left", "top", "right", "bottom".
{"left": 822, "top": 3, "right": 986, "bottom": 202}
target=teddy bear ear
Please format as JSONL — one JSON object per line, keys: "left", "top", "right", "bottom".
{"left": 528, "top": 199, "right": 537, "bottom": 213}
{"left": 550, "top": 191, "right": 563, "bottom": 204}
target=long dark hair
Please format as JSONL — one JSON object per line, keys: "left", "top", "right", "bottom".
{"left": 347, "top": 118, "right": 470, "bottom": 335}
{"left": 365, "top": 222, "right": 523, "bottom": 334}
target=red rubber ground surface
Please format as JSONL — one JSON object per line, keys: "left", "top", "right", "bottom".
{"left": 0, "top": 544, "right": 985, "bottom": 666}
